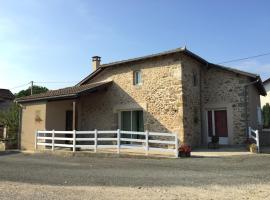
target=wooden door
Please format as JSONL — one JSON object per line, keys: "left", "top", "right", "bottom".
{"left": 214, "top": 110, "right": 228, "bottom": 137}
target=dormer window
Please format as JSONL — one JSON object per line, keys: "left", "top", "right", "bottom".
{"left": 134, "top": 70, "right": 142, "bottom": 85}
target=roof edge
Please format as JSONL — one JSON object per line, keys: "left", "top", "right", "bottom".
{"left": 76, "top": 47, "right": 266, "bottom": 95}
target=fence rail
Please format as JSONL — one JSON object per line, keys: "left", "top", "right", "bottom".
{"left": 248, "top": 127, "right": 260, "bottom": 153}
{"left": 35, "top": 129, "right": 179, "bottom": 158}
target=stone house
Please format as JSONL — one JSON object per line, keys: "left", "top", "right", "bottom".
{"left": 16, "top": 47, "right": 266, "bottom": 150}
{"left": 261, "top": 78, "right": 270, "bottom": 107}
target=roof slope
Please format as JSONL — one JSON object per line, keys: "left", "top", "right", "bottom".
{"left": 263, "top": 77, "right": 270, "bottom": 84}
{"left": 0, "top": 89, "right": 14, "bottom": 100}
{"left": 77, "top": 47, "right": 266, "bottom": 95}
{"left": 16, "top": 81, "right": 112, "bottom": 103}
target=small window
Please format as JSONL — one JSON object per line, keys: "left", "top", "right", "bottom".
{"left": 134, "top": 71, "right": 142, "bottom": 85}
{"left": 193, "top": 72, "right": 198, "bottom": 86}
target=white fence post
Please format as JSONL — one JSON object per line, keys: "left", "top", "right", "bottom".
{"left": 145, "top": 130, "right": 149, "bottom": 156}
{"left": 256, "top": 130, "right": 260, "bottom": 153}
{"left": 175, "top": 133, "right": 179, "bottom": 158}
{"left": 117, "top": 129, "right": 120, "bottom": 154}
{"left": 3, "top": 127, "right": 7, "bottom": 139}
{"left": 94, "top": 129, "right": 97, "bottom": 153}
{"left": 248, "top": 126, "right": 251, "bottom": 138}
{"left": 73, "top": 130, "right": 76, "bottom": 152}
{"left": 52, "top": 129, "right": 55, "bottom": 151}
{"left": 35, "top": 131, "right": 38, "bottom": 150}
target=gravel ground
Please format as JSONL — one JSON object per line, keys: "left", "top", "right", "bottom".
{"left": 0, "top": 152, "right": 270, "bottom": 199}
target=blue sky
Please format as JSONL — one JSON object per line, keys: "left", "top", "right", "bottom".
{"left": 1, "top": 0, "right": 270, "bottom": 92}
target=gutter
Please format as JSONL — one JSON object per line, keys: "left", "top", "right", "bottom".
{"left": 15, "top": 94, "right": 78, "bottom": 103}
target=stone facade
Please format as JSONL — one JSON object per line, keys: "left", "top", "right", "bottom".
{"left": 78, "top": 53, "right": 261, "bottom": 146}
{"left": 79, "top": 54, "right": 184, "bottom": 142}
{"left": 201, "top": 66, "right": 260, "bottom": 145}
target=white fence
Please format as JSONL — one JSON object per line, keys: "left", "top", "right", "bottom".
{"left": 35, "top": 129, "right": 179, "bottom": 158}
{"left": 248, "top": 127, "right": 260, "bottom": 153}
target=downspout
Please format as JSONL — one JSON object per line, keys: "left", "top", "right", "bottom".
{"left": 199, "top": 66, "right": 203, "bottom": 145}
{"left": 200, "top": 62, "right": 208, "bottom": 145}
{"left": 244, "top": 78, "right": 259, "bottom": 138}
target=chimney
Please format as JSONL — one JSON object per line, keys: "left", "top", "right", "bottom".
{"left": 92, "top": 56, "right": 101, "bottom": 71}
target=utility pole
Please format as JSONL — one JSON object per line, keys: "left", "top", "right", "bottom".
{"left": 30, "top": 81, "right": 34, "bottom": 95}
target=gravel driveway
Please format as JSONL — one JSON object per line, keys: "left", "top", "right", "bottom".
{"left": 0, "top": 152, "right": 270, "bottom": 199}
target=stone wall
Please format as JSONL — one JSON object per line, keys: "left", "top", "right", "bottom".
{"left": 79, "top": 54, "right": 184, "bottom": 142}
{"left": 180, "top": 55, "right": 202, "bottom": 146}
{"left": 201, "top": 66, "right": 260, "bottom": 145}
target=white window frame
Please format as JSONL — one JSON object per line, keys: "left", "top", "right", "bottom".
{"left": 133, "top": 70, "right": 142, "bottom": 85}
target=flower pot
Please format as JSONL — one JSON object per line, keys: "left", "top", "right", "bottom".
{"left": 179, "top": 151, "right": 186, "bottom": 157}
{"left": 249, "top": 144, "right": 257, "bottom": 153}
{"left": 185, "top": 152, "right": 191, "bottom": 157}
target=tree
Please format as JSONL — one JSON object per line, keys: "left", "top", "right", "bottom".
{"left": 262, "top": 103, "right": 270, "bottom": 128}
{"left": 0, "top": 103, "right": 20, "bottom": 139}
{"left": 0, "top": 85, "right": 48, "bottom": 139}
{"left": 15, "top": 85, "right": 48, "bottom": 98}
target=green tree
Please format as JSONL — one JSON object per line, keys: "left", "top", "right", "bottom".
{"left": 262, "top": 103, "right": 270, "bottom": 128}
{"left": 15, "top": 85, "right": 48, "bottom": 98}
{"left": 0, "top": 103, "right": 20, "bottom": 139}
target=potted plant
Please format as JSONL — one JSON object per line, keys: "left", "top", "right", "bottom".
{"left": 249, "top": 143, "right": 257, "bottom": 153}
{"left": 245, "top": 138, "right": 253, "bottom": 150}
{"left": 178, "top": 144, "right": 191, "bottom": 157}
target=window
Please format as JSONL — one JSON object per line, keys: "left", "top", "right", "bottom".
{"left": 134, "top": 71, "right": 142, "bottom": 85}
{"left": 120, "top": 110, "right": 144, "bottom": 140}
{"left": 121, "top": 110, "right": 144, "bottom": 132}
{"left": 193, "top": 71, "right": 198, "bottom": 86}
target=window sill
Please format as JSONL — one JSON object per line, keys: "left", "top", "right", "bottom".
{"left": 134, "top": 84, "right": 142, "bottom": 89}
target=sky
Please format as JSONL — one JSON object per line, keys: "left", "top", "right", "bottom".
{"left": 0, "top": 0, "right": 270, "bottom": 93}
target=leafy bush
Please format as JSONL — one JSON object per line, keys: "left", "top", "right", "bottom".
{"left": 0, "top": 103, "right": 20, "bottom": 139}
{"left": 262, "top": 103, "right": 270, "bottom": 128}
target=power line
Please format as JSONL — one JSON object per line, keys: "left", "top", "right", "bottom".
{"left": 217, "top": 52, "right": 270, "bottom": 64}
{"left": 34, "top": 81, "right": 78, "bottom": 84}
{"left": 9, "top": 81, "right": 78, "bottom": 91}
{"left": 9, "top": 82, "right": 31, "bottom": 90}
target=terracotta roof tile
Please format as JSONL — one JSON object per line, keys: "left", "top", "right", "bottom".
{"left": 16, "top": 81, "right": 112, "bottom": 103}
{"left": 0, "top": 89, "right": 14, "bottom": 100}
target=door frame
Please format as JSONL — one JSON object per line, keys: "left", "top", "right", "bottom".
{"left": 206, "top": 108, "right": 229, "bottom": 145}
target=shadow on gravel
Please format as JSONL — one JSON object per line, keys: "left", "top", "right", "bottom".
{"left": 0, "top": 151, "right": 21, "bottom": 157}
{"left": 0, "top": 153, "right": 270, "bottom": 187}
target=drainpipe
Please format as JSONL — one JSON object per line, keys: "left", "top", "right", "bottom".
{"left": 244, "top": 78, "right": 259, "bottom": 138}
{"left": 199, "top": 67, "right": 203, "bottom": 145}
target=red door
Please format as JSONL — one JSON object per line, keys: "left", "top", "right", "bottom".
{"left": 214, "top": 110, "right": 228, "bottom": 137}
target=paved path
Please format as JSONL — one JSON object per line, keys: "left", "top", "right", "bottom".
{"left": 0, "top": 152, "right": 270, "bottom": 199}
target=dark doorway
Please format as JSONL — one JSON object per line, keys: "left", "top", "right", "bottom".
{"left": 65, "top": 110, "right": 73, "bottom": 131}
{"left": 214, "top": 110, "right": 228, "bottom": 137}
